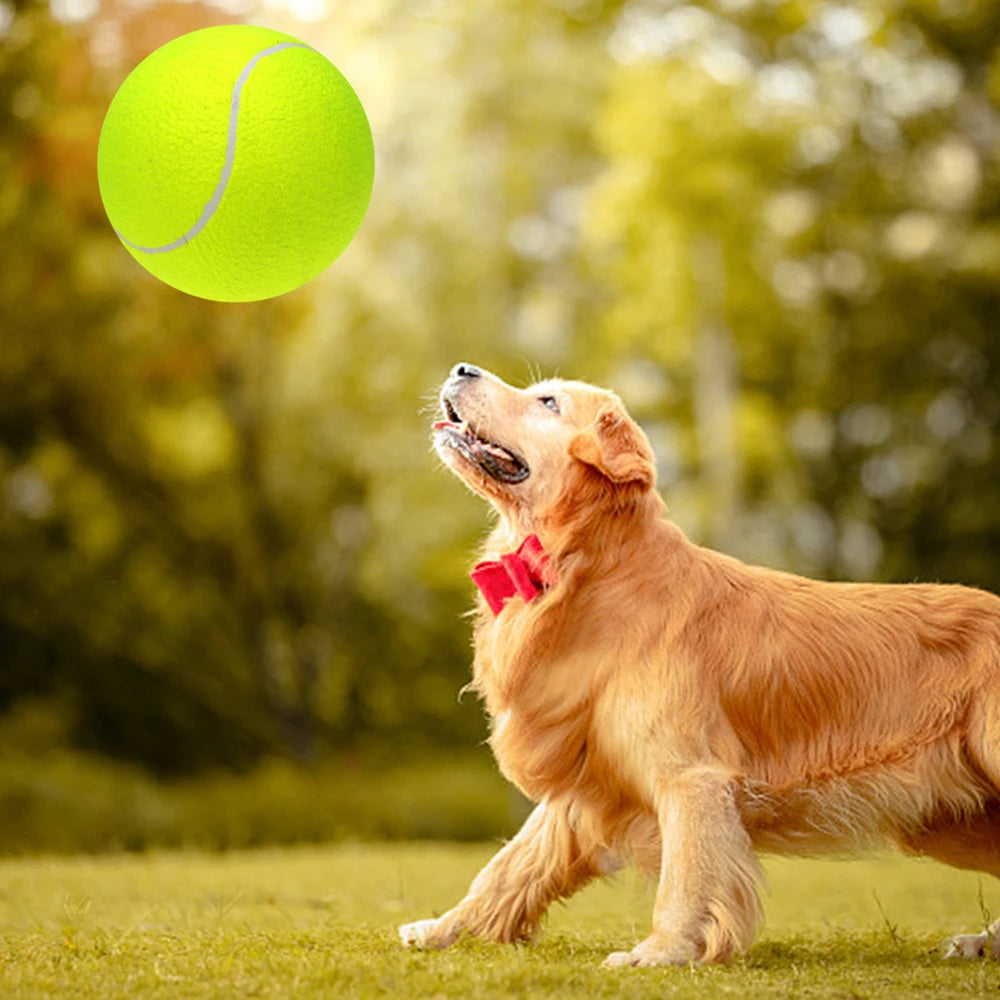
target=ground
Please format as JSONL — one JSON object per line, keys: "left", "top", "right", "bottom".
{"left": 0, "top": 843, "right": 997, "bottom": 998}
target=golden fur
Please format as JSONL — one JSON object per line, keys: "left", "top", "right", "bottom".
{"left": 399, "top": 366, "right": 1000, "bottom": 966}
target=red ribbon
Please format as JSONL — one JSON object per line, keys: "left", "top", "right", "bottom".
{"left": 470, "top": 535, "right": 557, "bottom": 616}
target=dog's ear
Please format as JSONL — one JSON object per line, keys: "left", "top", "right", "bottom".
{"left": 568, "top": 403, "right": 656, "bottom": 490}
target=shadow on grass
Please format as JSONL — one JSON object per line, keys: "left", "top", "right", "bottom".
{"left": 518, "top": 929, "right": 969, "bottom": 973}
{"left": 745, "top": 931, "right": 954, "bottom": 969}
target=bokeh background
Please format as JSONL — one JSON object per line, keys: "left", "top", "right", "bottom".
{"left": 1, "top": 0, "right": 998, "bottom": 853}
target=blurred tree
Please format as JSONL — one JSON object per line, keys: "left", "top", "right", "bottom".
{"left": 0, "top": 0, "right": 485, "bottom": 772}
{"left": 580, "top": 0, "right": 1000, "bottom": 588}
{"left": 1, "top": 0, "right": 998, "bottom": 781}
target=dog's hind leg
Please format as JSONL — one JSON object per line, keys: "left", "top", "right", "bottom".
{"left": 943, "top": 921, "right": 1000, "bottom": 959}
{"left": 895, "top": 801, "right": 1000, "bottom": 959}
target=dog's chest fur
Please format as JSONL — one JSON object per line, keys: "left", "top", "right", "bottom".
{"left": 474, "top": 622, "right": 593, "bottom": 802}
{"left": 473, "top": 604, "right": 666, "bottom": 820}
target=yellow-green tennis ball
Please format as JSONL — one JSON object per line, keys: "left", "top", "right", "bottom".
{"left": 97, "top": 25, "right": 374, "bottom": 302}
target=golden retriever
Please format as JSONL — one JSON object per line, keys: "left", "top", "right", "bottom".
{"left": 399, "top": 363, "right": 1000, "bottom": 966}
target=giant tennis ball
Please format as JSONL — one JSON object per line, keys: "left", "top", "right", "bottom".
{"left": 97, "top": 25, "right": 374, "bottom": 302}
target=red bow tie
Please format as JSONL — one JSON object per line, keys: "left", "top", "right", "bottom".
{"left": 471, "top": 535, "right": 557, "bottom": 616}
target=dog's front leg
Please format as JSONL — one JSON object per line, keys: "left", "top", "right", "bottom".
{"left": 399, "top": 798, "right": 609, "bottom": 950}
{"left": 604, "top": 768, "right": 763, "bottom": 967}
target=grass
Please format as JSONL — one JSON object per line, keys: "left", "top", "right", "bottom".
{"left": 1, "top": 844, "right": 998, "bottom": 998}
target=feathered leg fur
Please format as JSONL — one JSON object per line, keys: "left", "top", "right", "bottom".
{"left": 399, "top": 799, "right": 610, "bottom": 949}
{"left": 603, "top": 769, "right": 763, "bottom": 966}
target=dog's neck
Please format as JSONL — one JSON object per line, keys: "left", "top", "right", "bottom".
{"left": 487, "top": 488, "right": 667, "bottom": 568}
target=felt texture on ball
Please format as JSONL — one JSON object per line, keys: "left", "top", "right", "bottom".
{"left": 97, "top": 25, "right": 374, "bottom": 302}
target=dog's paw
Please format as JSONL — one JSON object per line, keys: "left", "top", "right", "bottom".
{"left": 943, "top": 931, "right": 997, "bottom": 960}
{"left": 601, "top": 935, "right": 699, "bottom": 968}
{"left": 602, "top": 949, "right": 640, "bottom": 968}
{"left": 398, "top": 917, "right": 457, "bottom": 950}
{"left": 398, "top": 918, "right": 437, "bottom": 948}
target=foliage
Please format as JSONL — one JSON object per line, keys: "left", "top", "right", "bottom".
{"left": 0, "top": 700, "right": 525, "bottom": 853}
{"left": 1, "top": 846, "right": 998, "bottom": 998}
{"left": 1, "top": 0, "right": 999, "bottom": 779}
{"left": 582, "top": 0, "right": 1000, "bottom": 585}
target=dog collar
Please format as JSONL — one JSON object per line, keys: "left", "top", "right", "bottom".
{"left": 471, "top": 535, "right": 557, "bottom": 616}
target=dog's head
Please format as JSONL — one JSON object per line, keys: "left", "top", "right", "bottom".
{"left": 433, "top": 363, "right": 656, "bottom": 533}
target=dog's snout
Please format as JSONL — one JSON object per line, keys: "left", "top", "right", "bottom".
{"left": 451, "top": 363, "right": 482, "bottom": 381}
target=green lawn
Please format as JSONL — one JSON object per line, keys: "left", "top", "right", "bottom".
{"left": 1, "top": 843, "right": 997, "bottom": 998}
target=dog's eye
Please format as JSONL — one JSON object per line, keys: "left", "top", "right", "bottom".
{"left": 538, "top": 396, "right": 560, "bottom": 414}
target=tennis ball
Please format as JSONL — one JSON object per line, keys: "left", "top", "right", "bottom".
{"left": 97, "top": 25, "right": 374, "bottom": 302}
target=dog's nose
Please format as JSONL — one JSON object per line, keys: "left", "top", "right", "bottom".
{"left": 451, "top": 363, "right": 482, "bottom": 380}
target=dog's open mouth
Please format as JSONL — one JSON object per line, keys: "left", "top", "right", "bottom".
{"left": 434, "top": 399, "right": 530, "bottom": 484}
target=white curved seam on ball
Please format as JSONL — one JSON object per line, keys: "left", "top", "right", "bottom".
{"left": 115, "top": 41, "right": 310, "bottom": 255}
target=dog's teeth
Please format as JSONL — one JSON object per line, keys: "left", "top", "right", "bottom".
{"left": 459, "top": 421, "right": 470, "bottom": 437}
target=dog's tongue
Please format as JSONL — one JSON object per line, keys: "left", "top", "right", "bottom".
{"left": 480, "top": 441, "right": 513, "bottom": 460}
{"left": 433, "top": 418, "right": 527, "bottom": 483}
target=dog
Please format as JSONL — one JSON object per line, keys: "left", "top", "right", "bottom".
{"left": 399, "top": 362, "right": 1000, "bottom": 966}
